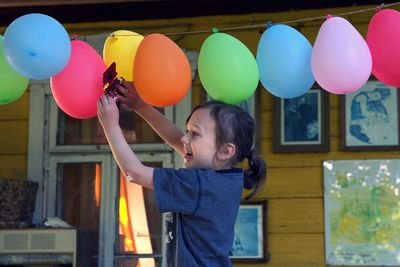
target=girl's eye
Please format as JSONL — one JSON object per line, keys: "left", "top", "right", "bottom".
{"left": 186, "top": 130, "right": 199, "bottom": 137}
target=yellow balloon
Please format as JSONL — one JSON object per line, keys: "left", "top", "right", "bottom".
{"left": 103, "top": 30, "right": 144, "bottom": 81}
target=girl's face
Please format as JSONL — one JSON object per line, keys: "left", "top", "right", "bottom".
{"left": 181, "top": 108, "right": 218, "bottom": 169}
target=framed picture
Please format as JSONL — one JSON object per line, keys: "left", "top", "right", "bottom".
{"left": 340, "top": 80, "right": 400, "bottom": 151}
{"left": 323, "top": 159, "right": 400, "bottom": 265}
{"left": 230, "top": 201, "right": 269, "bottom": 263}
{"left": 272, "top": 86, "right": 329, "bottom": 152}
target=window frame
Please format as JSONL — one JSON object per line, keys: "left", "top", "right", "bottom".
{"left": 27, "top": 80, "right": 181, "bottom": 266}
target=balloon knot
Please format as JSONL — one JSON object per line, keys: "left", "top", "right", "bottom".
{"left": 325, "top": 14, "right": 333, "bottom": 19}
{"left": 71, "top": 34, "right": 79, "bottom": 40}
{"left": 211, "top": 27, "right": 219, "bottom": 33}
{"left": 266, "top": 20, "right": 274, "bottom": 28}
{"left": 374, "top": 6, "right": 382, "bottom": 12}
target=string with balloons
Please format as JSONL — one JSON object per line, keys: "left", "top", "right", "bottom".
{"left": 103, "top": 2, "right": 400, "bottom": 100}
{"left": 0, "top": 2, "right": 399, "bottom": 120}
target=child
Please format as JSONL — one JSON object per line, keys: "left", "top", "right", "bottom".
{"left": 97, "top": 82, "right": 266, "bottom": 266}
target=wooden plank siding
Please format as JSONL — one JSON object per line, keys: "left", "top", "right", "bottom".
{"left": 1, "top": 5, "right": 399, "bottom": 266}
{"left": 0, "top": 90, "right": 29, "bottom": 179}
{"left": 256, "top": 88, "right": 399, "bottom": 267}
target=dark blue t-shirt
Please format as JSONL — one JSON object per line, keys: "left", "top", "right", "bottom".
{"left": 153, "top": 168, "right": 244, "bottom": 267}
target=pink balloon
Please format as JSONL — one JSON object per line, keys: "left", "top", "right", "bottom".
{"left": 51, "top": 40, "right": 107, "bottom": 119}
{"left": 311, "top": 16, "right": 372, "bottom": 94}
{"left": 367, "top": 9, "right": 400, "bottom": 87}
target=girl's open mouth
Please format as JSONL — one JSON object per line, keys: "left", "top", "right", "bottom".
{"left": 184, "top": 152, "right": 193, "bottom": 161}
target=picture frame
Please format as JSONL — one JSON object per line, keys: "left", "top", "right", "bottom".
{"left": 272, "top": 86, "right": 329, "bottom": 152}
{"left": 340, "top": 80, "right": 400, "bottom": 151}
{"left": 230, "top": 201, "right": 269, "bottom": 263}
{"left": 323, "top": 159, "right": 400, "bottom": 265}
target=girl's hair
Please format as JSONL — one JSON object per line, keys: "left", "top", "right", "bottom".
{"left": 187, "top": 100, "right": 266, "bottom": 200}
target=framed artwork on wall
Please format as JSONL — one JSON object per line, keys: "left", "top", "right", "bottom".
{"left": 340, "top": 80, "right": 400, "bottom": 151}
{"left": 324, "top": 159, "right": 400, "bottom": 265}
{"left": 272, "top": 86, "right": 329, "bottom": 152}
{"left": 230, "top": 201, "right": 269, "bottom": 263}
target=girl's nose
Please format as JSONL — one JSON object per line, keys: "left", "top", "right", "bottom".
{"left": 181, "top": 134, "right": 189, "bottom": 144}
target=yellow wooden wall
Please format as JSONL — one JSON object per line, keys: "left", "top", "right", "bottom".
{"left": 1, "top": 4, "right": 400, "bottom": 266}
{"left": 0, "top": 91, "right": 29, "bottom": 179}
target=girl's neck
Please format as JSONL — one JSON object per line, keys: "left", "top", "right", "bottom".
{"left": 213, "top": 161, "right": 234, "bottom": 171}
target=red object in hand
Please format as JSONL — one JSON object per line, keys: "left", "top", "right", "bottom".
{"left": 103, "top": 62, "right": 123, "bottom": 98}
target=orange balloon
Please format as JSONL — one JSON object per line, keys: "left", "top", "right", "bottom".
{"left": 133, "top": 33, "right": 192, "bottom": 107}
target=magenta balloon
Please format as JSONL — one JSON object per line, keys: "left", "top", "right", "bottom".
{"left": 50, "top": 40, "right": 107, "bottom": 119}
{"left": 311, "top": 17, "right": 372, "bottom": 94}
{"left": 367, "top": 9, "right": 400, "bottom": 87}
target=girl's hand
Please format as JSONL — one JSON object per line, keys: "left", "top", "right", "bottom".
{"left": 97, "top": 95, "right": 120, "bottom": 129}
{"left": 117, "top": 81, "right": 147, "bottom": 111}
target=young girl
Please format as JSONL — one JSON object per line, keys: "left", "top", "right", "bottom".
{"left": 97, "top": 82, "right": 266, "bottom": 266}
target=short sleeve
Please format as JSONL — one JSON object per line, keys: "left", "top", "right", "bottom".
{"left": 153, "top": 168, "right": 200, "bottom": 214}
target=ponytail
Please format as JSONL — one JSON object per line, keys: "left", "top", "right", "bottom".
{"left": 243, "top": 150, "right": 266, "bottom": 200}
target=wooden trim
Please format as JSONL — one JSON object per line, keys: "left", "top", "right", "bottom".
{"left": 27, "top": 80, "right": 47, "bottom": 224}
{"left": 0, "top": 0, "right": 164, "bottom": 8}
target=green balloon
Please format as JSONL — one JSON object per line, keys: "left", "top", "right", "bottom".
{"left": 198, "top": 33, "right": 259, "bottom": 104}
{"left": 0, "top": 36, "right": 29, "bottom": 105}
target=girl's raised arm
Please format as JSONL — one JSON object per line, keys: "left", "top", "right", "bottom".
{"left": 117, "top": 82, "right": 185, "bottom": 157}
{"left": 97, "top": 95, "right": 154, "bottom": 189}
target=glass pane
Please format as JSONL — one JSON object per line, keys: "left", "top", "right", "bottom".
{"left": 118, "top": 162, "right": 162, "bottom": 257}
{"left": 115, "top": 257, "right": 161, "bottom": 267}
{"left": 57, "top": 163, "right": 101, "bottom": 267}
{"left": 56, "top": 108, "right": 163, "bottom": 145}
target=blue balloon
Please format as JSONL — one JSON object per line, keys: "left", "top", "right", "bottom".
{"left": 256, "top": 24, "right": 315, "bottom": 98}
{"left": 4, "top": 13, "right": 71, "bottom": 80}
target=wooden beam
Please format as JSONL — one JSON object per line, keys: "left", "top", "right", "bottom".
{"left": 0, "top": 0, "right": 166, "bottom": 8}
{"left": 0, "top": 0, "right": 381, "bottom": 27}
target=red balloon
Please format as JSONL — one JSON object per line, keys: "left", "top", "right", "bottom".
{"left": 51, "top": 40, "right": 107, "bottom": 119}
{"left": 133, "top": 34, "right": 192, "bottom": 107}
{"left": 367, "top": 9, "right": 400, "bottom": 87}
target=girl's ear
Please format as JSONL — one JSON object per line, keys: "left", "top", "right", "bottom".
{"left": 217, "top": 143, "right": 236, "bottom": 161}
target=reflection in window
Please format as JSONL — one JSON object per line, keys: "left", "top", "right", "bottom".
{"left": 58, "top": 163, "right": 101, "bottom": 267}
{"left": 57, "top": 109, "right": 163, "bottom": 145}
{"left": 115, "top": 258, "right": 161, "bottom": 267}
{"left": 118, "top": 162, "right": 162, "bottom": 267}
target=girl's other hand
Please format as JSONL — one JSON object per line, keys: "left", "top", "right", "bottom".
{"left": 97, "top": 95, "right": 120, "bottom": 129}
{"left": 117, "top": 81, "right": 147, "bottom": 111}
